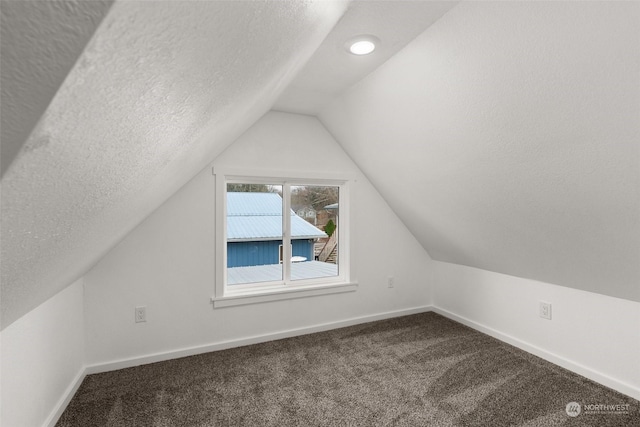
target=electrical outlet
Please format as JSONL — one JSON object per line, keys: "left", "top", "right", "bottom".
{"left": 388, "top": 276, "right": 395, "bottom": 288}
{"left": 539, "top": 302, "right": 552, "bottom": 320}
{"left": 135, "top": 306, "right": 146, "bottom": 323}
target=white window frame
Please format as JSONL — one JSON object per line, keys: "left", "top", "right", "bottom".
{"left": 212, "top": 168, "right": 357, "bottom": 308}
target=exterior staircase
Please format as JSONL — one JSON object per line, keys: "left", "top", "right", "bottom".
{"left": 317, "top": 227, "right": 338, "bottom": 264}
{"left": 324, "top": 246, "right": 337, "bottom": 264}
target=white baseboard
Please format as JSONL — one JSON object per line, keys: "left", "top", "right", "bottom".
{"left": 44, "top": 368, "right": 86, "bottom": 427}
{"left": 85, "top": 306, "right": 434, "bottom": 375}
{"left": 432, "top": 307, "right": 640, "bottom": 401}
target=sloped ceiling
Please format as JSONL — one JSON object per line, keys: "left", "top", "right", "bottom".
{"left": 0, "top": 0, "right": 114, "bottom": 177}
{"left": 0, "top": 0, "right": 348, "bottom": 328}
{"left": 274, "top": 0, "right": 457, "bottom": 115}
{"left": 320, "top": 1, "right": 640, "bottom": 302}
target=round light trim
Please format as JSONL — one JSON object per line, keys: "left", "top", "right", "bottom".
{"left": 345, "top": 35, "right": 379, "bottom": 56}
{"left": 350, "top": 40, "right": 375, "bottom": 55}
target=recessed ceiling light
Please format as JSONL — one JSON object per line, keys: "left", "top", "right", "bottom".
{"left": 345, "top": 35, "right": 379, "bottom": 56}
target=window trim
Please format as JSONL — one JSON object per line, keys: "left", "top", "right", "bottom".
{"left": 212, "top": 167, "right": 357, "bottom": 308}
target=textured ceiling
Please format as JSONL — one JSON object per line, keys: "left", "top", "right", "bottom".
{"left": 0, "top": 0, "right": 348, "bottom": 328}
{"left": 320, "top": 1, "right": 640, "bottom": 301}
{"left": 274, "top": 0, "right": 458, "bottom": 115}
{"left": 0, "top": 0, "right": 114, "bottom": 177}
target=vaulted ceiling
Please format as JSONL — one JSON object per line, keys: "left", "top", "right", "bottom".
{"left": 319, "top": 1, "right": 640, "bottom": 302}
{"left": 0, "top": 0, "right": 454, "bottom": 328}
{"left": 1, "top": 1, "right": 638, "bottom": 329}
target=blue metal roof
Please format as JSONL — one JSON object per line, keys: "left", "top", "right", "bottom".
{"left": 227, "top": 192, "right": 282, "bottom": 216}
{"left": 227, "top": 192, "right": 327, "bottom": 241}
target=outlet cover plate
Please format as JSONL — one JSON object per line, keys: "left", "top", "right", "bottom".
{"left": 135, "top": 306, "right": 146, "bottom": 323}
{"left": 539, "top": 302, "right": 552, "bottom": 320}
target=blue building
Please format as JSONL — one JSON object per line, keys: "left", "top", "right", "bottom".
{"left": 227, "top": 192, "right": 327, "bottom": 268}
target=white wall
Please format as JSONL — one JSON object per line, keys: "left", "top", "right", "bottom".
{"left": 1, "top": 278, "right": 85, "bottom": 427}
{"left": 433, "top": 261, "right": 640, "bottom": 400}
{"left": 83, "top": 111, "right": 433, "bottom": 367}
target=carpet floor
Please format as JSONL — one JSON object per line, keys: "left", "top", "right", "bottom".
{"left": 57, "top": 312, "right": 639, "bottom": 426}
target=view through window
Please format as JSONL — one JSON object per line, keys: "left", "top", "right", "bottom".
{"left": 226, "top": 183, "right": 340, "bottom": 287}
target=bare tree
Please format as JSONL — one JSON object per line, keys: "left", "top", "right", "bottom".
{"left": 227, "top": 183, "right": 278, "bottom": 193}
{"left": 291, "top": 186, "right": 338, "bottom": 211}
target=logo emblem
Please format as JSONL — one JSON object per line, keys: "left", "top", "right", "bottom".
{"left": 566, "top": 402, "right": 581, "bottom": 417}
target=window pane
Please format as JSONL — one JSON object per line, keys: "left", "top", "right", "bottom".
{"left": 226, "top": 183, "right": 283, "bottom": 285}
{"left": 290, "top": 185, "right": 339, "bottom": 281}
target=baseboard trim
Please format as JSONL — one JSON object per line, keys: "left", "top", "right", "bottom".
{"left": 44, "top": 367, "right": 86, "bottom": 427}
{"left": 432, "top": 307, "right": 640, "bottom": 401}
{"left": 85, "top": 305, "right": 434, "bottom": 375}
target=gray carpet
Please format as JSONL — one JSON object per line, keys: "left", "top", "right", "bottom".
{"left": 57, "top": 312, "right": 639, "bottom": 426}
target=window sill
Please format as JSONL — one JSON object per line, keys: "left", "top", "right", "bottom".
{"left": 211, "top": 282, "right": 358, "bottom": 308}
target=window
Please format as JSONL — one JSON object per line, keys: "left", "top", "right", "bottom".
{"left": 213, "top": 169, "right": 356, "bottom": 307}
